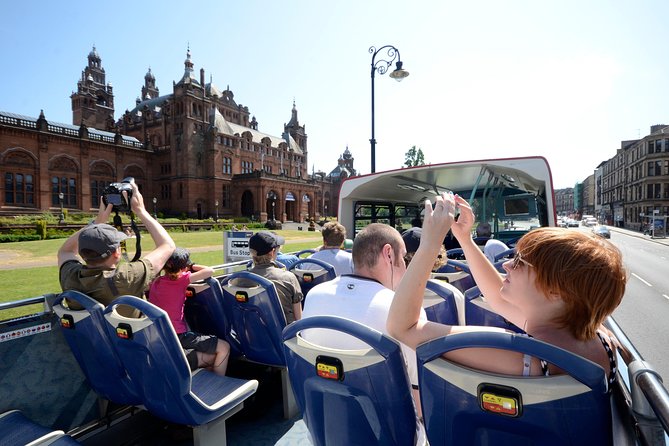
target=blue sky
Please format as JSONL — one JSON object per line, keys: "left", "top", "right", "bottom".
{"left": 2, "top": 0, "right": 669, "bottom": 188}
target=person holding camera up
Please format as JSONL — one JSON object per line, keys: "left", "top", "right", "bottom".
{"left": 58, "top": 178, "right": 176, "bottom": 316}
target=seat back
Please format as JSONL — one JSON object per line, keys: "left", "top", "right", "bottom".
{"left": 102, "top": 295, "right": 259, "bottom": 431}
{"left": 220, "top": 271, "right": 287, "bottom": 366}
{"left": 417, "top": 332, "right": 612, "bottom": 446}
{"left": 295, "top": 249, "right": 317, "bottom": 258}
{"left": 422, "top": 279, "right": 465, "bottom": 325}
{"left": 282, "top": 316, "right": 417, "bottom": 446}
{"left": 102, "top": 296, "right": 197, "bottom": 424}
{"left": 184, "top": 277, "right": 230, "bottom": 341}
{"left": 464, "top": 286, "right": 524, "bottom": 333}
{"left": 435, "top": 259, "right": 475, "bottom": 293}
{"left": 288, "top": 258, "right": 336, "bottom": 299}
{"left": 52, "top": 290, "right": 141, "bottom": 405}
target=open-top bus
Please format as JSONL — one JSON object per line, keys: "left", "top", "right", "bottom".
{"left": 0, "top": 156, "right": 667, "bottom": 445}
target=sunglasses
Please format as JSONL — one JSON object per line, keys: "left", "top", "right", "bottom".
{"left": 511, "top": 251, "right": 534, "bottom": 269}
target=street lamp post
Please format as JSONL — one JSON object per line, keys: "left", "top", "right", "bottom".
{"left": 369, "top": 45, "right": 409, "bottom": 173}
{"left": 215, "top": 200, "right": 219, "bottom": 222}
{"left": 271, "top": 201, "right": 276, "bottom": 221}
{"left": 152, "top": 197, "right": 157, "bottom": 219}
{"left": 58, "top": 192, "right": 64, "bottom": 225}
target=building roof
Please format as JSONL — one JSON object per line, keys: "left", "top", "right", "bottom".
{"left": 0, "top": 111, "right": 141, "bottom": 146}
{"left": 208, "top": 108, "right": 302, "bottom": 154}
{"left": 129, "top": 94, "right": 171, "bottom": 115}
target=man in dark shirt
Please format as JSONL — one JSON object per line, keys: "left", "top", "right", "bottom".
{"left": 242, "top": 231, "right": 303, "bottom": 323}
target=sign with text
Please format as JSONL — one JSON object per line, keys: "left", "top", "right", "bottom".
{"left": 224, "top": 231, "right": 253, "bottom": 262}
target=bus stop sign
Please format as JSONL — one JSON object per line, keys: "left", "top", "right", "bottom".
{"left": 224, "top": 231, "right": 253, "bottom": 262}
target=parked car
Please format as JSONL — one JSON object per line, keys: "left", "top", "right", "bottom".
{"left": 592, "top": 225, "right": 611, "bottom": 239}
{"left": 567, "top": 219, "right": 579, "bottom": 227}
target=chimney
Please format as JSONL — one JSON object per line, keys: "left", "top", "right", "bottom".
{"left": 200, "top": 68, "right": 205, "bottom": 87}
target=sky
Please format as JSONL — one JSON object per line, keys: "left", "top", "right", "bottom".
{"left": 2, "top": 0, "right": 669, "bottom": 189}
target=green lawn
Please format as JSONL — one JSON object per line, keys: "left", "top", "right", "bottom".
{"left": 0, "top": 229, "right": 322, "bottom": 320}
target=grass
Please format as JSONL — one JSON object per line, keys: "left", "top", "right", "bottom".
{"left": 0, "top": 229, "right": 322, "bottom": 320}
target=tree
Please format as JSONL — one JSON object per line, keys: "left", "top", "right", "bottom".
{"left": 404, "top": 146, "right": 426, "bottom": 167}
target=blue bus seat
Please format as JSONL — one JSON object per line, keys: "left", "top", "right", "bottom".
{"left": 435, "top": 259, "right": 475, "bottom": 293}
{"left": 183, "top": 277, "right": 230, "bottom": 343}
{"left": 52, "top": 291, "right": 141, "bottom": 405}
{"left": 295, "top": 249, "right": 317, "bottom": 258}
{"left": 287, "top": 258, "right": 336, "bottom": 300}
{"left": 0, "top": 410, "right": 78, "bottom": 445}
{"left": 282, "top": 316, "right": 418, "bottom": 446}
{"left": 445, "top": 248, "right": 465, "bottom": 259}
{"left": 422, "top": 279, "right": 465, "bottom": 325}
{"left": 220, "top": 271, "right": 298, "bottom": 419}
{"left": 416, "top": 332, "right": 612, "bottom": 446}
{"left": 493, "top": 248, "right": 515, "bottom": 262}
{"left": 102, "top": 296, "right": 258, "bottom": 446}
{"left": 464, "top": 286, "right": 524, "bottom": 333}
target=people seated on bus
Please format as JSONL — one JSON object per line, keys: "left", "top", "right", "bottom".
{"left": 388, "top": 192, "right": 625, "bottom": 386}
{"left": 301, "top": 223, "right": 426, "bottom": 417}
{"left": 402, "top": 227, "right": 446, "bottom": 271}
{"left": 303, "top": 221, "right": 353, "bottom": 276}
{"left": 256, "top": 231, "right": 299, "bottom": 269}
{"left": 236, "top": 231, "right": 303, "bottom": 323}
{"left": 58, "top": 179, "right": 176, "bottom": 317}
{"left": 483, "top": 238, "right": 510, "bottom": 263}
{"left": 149, "top": 248, "right": 230, "bottom": 376}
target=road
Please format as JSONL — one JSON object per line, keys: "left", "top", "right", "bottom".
{"left": 606, "top": 227, "right": 669, "bottom": 380}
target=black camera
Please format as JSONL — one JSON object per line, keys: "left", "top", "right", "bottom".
{"left": 102, "top": 177, "right": 134, "bottom": 213}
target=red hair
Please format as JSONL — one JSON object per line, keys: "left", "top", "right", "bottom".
{"left": 516, "top": 227, "right": 626, "bottom": 341}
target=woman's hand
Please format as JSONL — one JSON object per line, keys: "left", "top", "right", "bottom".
{"left": 451, "top": 195, "right": 475, "bottom": 242}
{"left": 421, "top": 192, "right": 456, "bottom": 250}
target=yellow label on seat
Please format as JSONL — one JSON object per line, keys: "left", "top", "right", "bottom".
{"left": 316, "top": 362, "right": 339, "bottom": 380}
{"left": 481, "top": 392, "right": 518, "bottom": 416}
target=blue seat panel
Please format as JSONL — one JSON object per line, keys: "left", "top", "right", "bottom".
{"left": 52, "top": 290, "right": 141, "bottom": 405}
{"left": 102, "top": 295, "right": 258, "bottom": 428}
{"left": 417, "top": 332, "right": 611, "bottom": 446}
{"left": 283, "top": 316, "right": 417, "bottom": 446}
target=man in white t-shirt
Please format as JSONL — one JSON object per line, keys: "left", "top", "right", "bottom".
{"left": 301, "top": 223, "right": 427, "bottom": 419}
{"left": 305, "top": 221, "right": 353, "bottom": 276}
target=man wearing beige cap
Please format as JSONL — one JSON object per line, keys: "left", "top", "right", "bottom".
{"left": 57, "top": 179, "right": 175, "bottom": 315}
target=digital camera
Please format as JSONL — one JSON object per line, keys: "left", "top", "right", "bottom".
{"left": 102, "top": 177, "right": 134, "bottom": 213}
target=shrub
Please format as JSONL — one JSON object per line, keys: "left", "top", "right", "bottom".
{"left": 0, "top": 234, "right": 41, "bottom": 243}
{"left": 35, "top": 220, "right": 47, "bottom": 240}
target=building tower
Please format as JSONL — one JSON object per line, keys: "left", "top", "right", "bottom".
{"left": 141, "top": 67, "right": 160, "bottom": 100}
{"left": 284, "top": 100, "right": 307, "bottom": 154}
{"left": 71, "top": 46, "right": 115, "bottom": 130}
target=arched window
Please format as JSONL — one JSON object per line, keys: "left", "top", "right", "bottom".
{"left": 3, "top": 150, "right": 37, "bottom": 207}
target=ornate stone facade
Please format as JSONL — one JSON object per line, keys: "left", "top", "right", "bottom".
{"left": 1, "top": 47, "right": 355, "bottom": 221}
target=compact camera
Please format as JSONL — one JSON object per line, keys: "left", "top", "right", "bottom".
{"left": 102, "top": 177, "right": 134, "bottom": 213}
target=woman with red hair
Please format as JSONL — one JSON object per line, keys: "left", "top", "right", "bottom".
{"left": 388, "top": 193, "right": 626, "bottom": 384}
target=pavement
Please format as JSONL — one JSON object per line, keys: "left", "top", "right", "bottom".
{"left": 607, "top": 225, "right": 669, "bottom": 246}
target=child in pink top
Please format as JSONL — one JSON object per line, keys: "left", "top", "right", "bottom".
{"left": 149, "top": 248, "right": 229, "bottom": 376}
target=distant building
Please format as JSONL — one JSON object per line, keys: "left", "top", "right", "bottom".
{"left": 1, "top": 47, "right": 356, "bottom": 221}
{"left": 555, "top": 187, "right": 574, "bottom": 217}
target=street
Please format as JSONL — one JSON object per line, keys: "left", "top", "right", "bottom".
{"left": 604, "top": 227, "right": 669, "bottom": 380}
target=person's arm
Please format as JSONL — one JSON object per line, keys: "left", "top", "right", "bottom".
{"left": 451, "top": 195, "right": 524, "bottom": 326}
{"left": 128, "top": 180, "right": 175, "bottom": 272}
{"left": 57, "top": 201, "right": 113, "bottom": 267}
{"left": 388, "top": 194, "right": 459, "bottom": 349}
{"left": 292, "top": 302, "right": 302, "bottom": 321}
{"left": 189, "top": 264, "right": 214, "bottom": 283}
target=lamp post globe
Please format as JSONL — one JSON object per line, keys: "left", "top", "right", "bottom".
{"left": 215, "top": 200, "right": 219, "bottom": 222}
{"left": 369, "top": 44, "right": 409, "bottom": 173}
{"left": 152, "top": 197, "right": 157, "bottom": 219}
